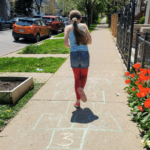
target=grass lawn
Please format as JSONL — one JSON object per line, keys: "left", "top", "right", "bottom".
{"left": 0, "top": 82, "right": 43, "bottom": 127}
{"left": 89, "top": 17, "right": 104, "bottom": 33}
{"left": 19, "top": 39, "right": 69, "bottom": 54}
{"left": 54, "top": 33, "right": 64, "bottom": 38}
{"left": 89, "top": 24, "right": 97, "bottom": 33}
{"left": 0, "top": 57, "right": 66, "bottom": 73}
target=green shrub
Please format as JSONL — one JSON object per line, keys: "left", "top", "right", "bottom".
{"left": 139, "top": 16, "right": 145, "bottom": 24}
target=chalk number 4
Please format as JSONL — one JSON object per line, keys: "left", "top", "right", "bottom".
{"left": 57, "top": 133, "right": 73, "bottom": 147}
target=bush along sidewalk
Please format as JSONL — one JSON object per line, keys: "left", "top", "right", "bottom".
{"left": 125, "top": 63, "right": 150, "bottom": 148}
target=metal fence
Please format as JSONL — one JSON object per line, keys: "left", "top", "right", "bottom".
{"left": 117, "top": 0, "right": 136, "bottom": 71}
{"left": 134, "top": 30, "right": 150, "bottom": 68}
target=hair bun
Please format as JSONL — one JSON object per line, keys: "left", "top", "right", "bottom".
{"left": 72, "top": 17, "right": 77, "bottom": 22}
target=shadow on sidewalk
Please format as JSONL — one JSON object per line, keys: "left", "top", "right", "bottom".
{"left": 71, "top": 108, "right": 99, "bottom": 124}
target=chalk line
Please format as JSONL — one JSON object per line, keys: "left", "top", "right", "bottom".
{"left": 46, "top": 130, "right": 56, "bottom": 150}
{"left": 33, "top": 114, "right": 44, "bottom": 130}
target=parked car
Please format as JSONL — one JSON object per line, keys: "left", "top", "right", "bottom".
{"left": 12, "top": 18, "right": 52, "bottom": 42}
{"left": 9, "top": 17, "right": 25, "bottom": 28}
{"left": 33, "top": 15, "right": 44, "bottom": 19}
{"left": 42, "top": 16, "right": 65, "bottom": 33}
{"left": 0, "top": 17, "right": 13, "bottom": 30}
{"left": 60, "top": 17, "right": 71, "bottom": 27}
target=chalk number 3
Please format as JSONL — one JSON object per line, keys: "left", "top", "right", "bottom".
{"left": 57, "top": 133, "right": 73, "bottom": 147}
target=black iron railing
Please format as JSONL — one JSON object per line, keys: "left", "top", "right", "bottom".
{"left": 134, "top": 30, "right": 150, "bottom": 68}
{"left": 117, "top": 0, "right": 136, "bottom": 71}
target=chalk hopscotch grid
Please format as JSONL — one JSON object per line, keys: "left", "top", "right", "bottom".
{"left": 33, "top": 112, "right": 122, "bottom": 132}
{"left": 44, "top": 113, "right": 122, "bottom": 150}
{"left": 51, "top": 78, "right": 111, "bottom": 104}
{"left": 33, "top": 78, "right": 120, "bottom": 150}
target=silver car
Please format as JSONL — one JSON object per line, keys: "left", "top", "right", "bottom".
{"left": 60, "top": 17, "right": 71, "bottom": 27}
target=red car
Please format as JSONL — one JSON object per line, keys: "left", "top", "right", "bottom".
{"left": 43, "top": 16, "right": 65, "bottom": 34}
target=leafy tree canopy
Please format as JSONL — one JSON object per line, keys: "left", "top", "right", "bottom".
{"left": 14, "top": 0, "right": 34, "bottom": 16}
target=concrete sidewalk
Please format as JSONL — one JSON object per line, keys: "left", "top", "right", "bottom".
{"left": 0, "top": 18, "right": 144, "bottom": 150}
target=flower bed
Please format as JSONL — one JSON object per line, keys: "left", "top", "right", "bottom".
{"left": 125, "top": 63, "right": 150, "bottom": 148}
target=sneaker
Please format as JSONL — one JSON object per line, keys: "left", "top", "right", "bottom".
{"left": 77, "top": 87, "right": 87, "bottom": 102}
{"left": 74, "top": 102, "right": 80, "bottom": 108}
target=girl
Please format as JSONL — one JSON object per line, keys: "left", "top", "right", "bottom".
{"left": 64, "top": 10, "right": 92, "bottom": 108}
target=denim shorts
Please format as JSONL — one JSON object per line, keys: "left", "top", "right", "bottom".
{"left": 70, "top": 51, "right": 90, "bottom": 69}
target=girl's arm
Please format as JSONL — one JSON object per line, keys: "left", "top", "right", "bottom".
{"left": 82, "top": 24, "right": 92, "bottom": 45}
{"left": 64, "top": 26, "right": 70, "bottom": 48}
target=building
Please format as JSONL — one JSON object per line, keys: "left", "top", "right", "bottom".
{"left": 145, "top": 0, "right": 150, "bottom": 24}
{"left": 134, "top": 0, "right": 147, "bottom": 24}
{"left": 0, "top": 0, "right": 11, "bottom": 20}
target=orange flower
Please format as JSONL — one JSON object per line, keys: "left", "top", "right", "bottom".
{"left": 138, "top": 78, "right": 142, "bottom": 82}
{"left": 138, "top": 106, "right": 144, "bottom": 112}
{"left": 133, "top": 63, "right": 141, "bottom": 69}
{"left": 140, "top": 68, "right": 147, "bottom": 74}
{"left": 131, "top": 74, "right": 135, "bottom": 78}
{"left": 135, "top": 81, "right": 139, "bottom": 85}
{"left": 125, "top": 71, "right": 130, "bottom": 76}
{"left": 148, "top": 69, "right": 150, "bottom": 74}
{"left": 139, "top": 74, "right": 148, "bottom": 81}
{"left": 139, "top": 87, "right": 147, "bottom": 93}
{"left": 138, "top": 84, "right": 143, "bottom": 89}
{"left": 135, "top": 68, "right": 138, "bottom": 71}
{"left": 132, "top": 87, "right": 136, "bottom": 91}
{"left": 140, "top": 92, "right": 147, "bottom": 97}
{"left": 147, "top": 88, "right": 150, "bottom": 94}
{"left": 125, "top": 79, "right": 131, "bottom": 84}
{"left": 137, "top": 92, "right": 141, "bottom": 98}
{"left": 144, "top": 98, "right": 150, "bottom": 108}
{"left": 141, "top": 81, "right": 145, "bottom": 84}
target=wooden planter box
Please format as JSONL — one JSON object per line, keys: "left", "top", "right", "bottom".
{"left": 0, "top": 77, "right": 34, "bottom": 104}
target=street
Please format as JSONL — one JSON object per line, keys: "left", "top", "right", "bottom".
{"left": 0, "top": 28, "right": 59, "bottom": 56}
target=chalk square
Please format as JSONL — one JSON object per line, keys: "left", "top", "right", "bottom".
{"left": 47, "top": 129, "right": 86, "bottom": 150}
{"left": 53, "top": 91, "right": 105, "bottom": 103}
{"left": 34, "top": 114, "right": 62, "bottom": 130}
{"left": 88, "top": 113, "right": 122, "bottom": 132}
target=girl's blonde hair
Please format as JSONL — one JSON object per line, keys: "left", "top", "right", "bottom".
{"left": 69, "top": 10, "right": 88, "bottom": 45}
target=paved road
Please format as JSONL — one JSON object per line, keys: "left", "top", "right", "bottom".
{"left": 0, "top": 28, "right": 61, "bottom": 56}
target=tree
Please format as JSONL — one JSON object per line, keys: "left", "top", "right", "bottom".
{"left": 14, "top": 0, "right": 34, "bottom": 16}
{"left": 44, "top": 0, "right": 57, "bottom": 15}
{"left": 34, "top": 0, "right": 44, "bottom": 15}
{"left": 73, "top": 0, "right": 108, "bottom": 27}
{"left": 57, "top": 0, "right": 76, "bottom": 16}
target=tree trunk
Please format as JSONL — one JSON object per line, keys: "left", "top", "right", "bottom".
{"left": 91, "top": 8, "right": 93, "bottom": 23}
{"left": 38, "top": 6, "right": 40, "bottom": 15}
{"left": 87, "top": 7, "right": 91, "bottom": 27}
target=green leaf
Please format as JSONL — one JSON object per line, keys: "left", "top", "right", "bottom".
{"left": 132, "top": 106, "right": 140, "bottom": 112}
{"left": 141, "top": 114, "right": 150, "bottom": 124}
{"left": 142, "top": 112, "right": 149, "bottom": 116}
{"left": 129, "top": 101, "right": 137, "bottom": 107}
{"left": 137, "top": 112, "right": 142, "bottom": 119}
{"left": 143, "top": 135, "right": 149, "bottom": 141}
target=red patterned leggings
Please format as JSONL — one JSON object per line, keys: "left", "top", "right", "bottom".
{"left": 72, "top": 68, "right": 88, "bottom": 100}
